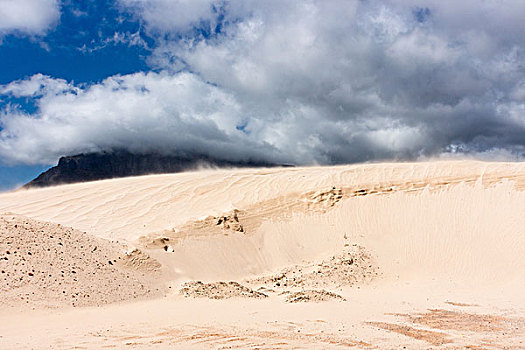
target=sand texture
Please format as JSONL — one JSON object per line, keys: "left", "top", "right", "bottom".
{"left": 0, "top": 214, "right": 164, "bottom": 309}
{"left": 0, "top": 160, "right": 525, "bottom": 349}
{"left": 179, "top": 281, "right": 268, "bottom": 299}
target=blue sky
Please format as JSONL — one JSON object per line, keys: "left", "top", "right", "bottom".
{"left": 0, "top": 1, "right": 149, "bottom": 84}
{"left": 0, "top": 0, "right": 152, "bottom": 190}
{"left": 0, "top": 0, "right": 524, "bottom": 191}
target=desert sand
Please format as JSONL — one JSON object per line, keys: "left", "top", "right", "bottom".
{"left": 1, "top": 160, "right": 525, "bottom": 349}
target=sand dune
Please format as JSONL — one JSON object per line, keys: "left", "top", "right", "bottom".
{"left": 0, "top": 214, "right": 164, "bottom": 309}
{"left": 2, "top": 160, "right": 523, "bottom": 241}
{"left": 1, "top": 160, "right": 525, "bottom": 349}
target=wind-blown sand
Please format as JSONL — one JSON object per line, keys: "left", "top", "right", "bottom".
{"left": 0, "top": 160, "right": 524, "bottom": 349}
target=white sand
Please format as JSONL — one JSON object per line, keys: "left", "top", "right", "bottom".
{"left": 0, "top": 160, "right": 524, "bottom": 349}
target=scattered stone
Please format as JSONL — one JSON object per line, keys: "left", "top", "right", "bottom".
{"left": 180, "top": 281, "right": 267, "bottom": 299}
{"left": 0, "top": 214, "right": 165, "bottom": 310}
{"left": 285, "top": 290, "right": 346, "bottom": 303}
{"left": 247, "top": 244, "right": 379, "bottom": 289}
{"left": 215, "top": 209, "right": 244, "bottom": 233}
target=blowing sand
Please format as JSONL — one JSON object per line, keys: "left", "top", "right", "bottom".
{"left": 0, "top": 160, "right": 524, "bottom": 349}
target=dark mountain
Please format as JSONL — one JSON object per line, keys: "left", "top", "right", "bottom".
{"left": 24, "top": 151, "right": 288, "bottom": 188}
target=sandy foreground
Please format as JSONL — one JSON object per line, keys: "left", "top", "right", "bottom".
{"left": 1, "top": 160, "right": 525, "bottom": 349}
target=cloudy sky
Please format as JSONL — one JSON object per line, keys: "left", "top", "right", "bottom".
{"left": 0, "top": 0, "right": 524, "bottom": 190}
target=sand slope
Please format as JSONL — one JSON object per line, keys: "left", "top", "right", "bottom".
{"left": 0, "top": 160, "right": 524, "bottom": 349}
{"left": 0, "top": 214, "right": 164, "bottom": 309}
{"left": 1, "top": 160, "right": 523, "bottom": 241}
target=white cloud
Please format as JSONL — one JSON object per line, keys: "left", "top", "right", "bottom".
{"left": 77, "top": 30, "right": 149, "bottom": 53}
{"left": 118, "top": 0, "right": 220, "bottom": 34}
{"left": 0, "top": 0, "right": 60, "bottom": 36}
{"left": 0, "top": 72, "right": 282, "bottom": 165}
{"left": 0, "top": 73, "right": 75, "bottom": 97}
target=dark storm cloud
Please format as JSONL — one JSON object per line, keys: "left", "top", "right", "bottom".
{"left": 1, "top": 0, "right": 524, "bottom": 165}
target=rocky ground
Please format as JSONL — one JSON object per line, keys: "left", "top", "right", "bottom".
{"left": 0, "top": 214, "right": 165, "bottom": 309}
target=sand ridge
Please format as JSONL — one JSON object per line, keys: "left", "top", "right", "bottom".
{"left": 1, "top": 160, "right": 524, "bottom": 242}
